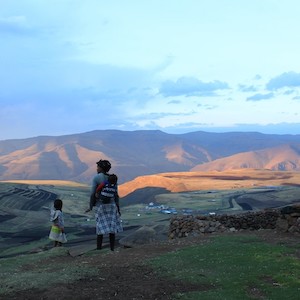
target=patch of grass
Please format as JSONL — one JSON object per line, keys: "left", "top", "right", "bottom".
{"left": 155, "top": 190, "right": 246, "bottom": 215}
{"left": 0, "top": 237, "right": 51, "bottom": 257}
{"left": 148, "top": 235, "right": 300, "bottom": 299}
{"left": 121, "top": 204, "right": 170, "bottom": 226}
{"left": 0, "top": 247, "right": 98, "bottom": 296}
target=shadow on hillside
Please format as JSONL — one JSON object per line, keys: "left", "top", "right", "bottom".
{"left": 121, "top": 187, "right": 170, "bottom": 206}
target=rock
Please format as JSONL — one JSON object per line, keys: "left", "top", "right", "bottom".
{"left": 119, "top": 224, "right": 168, "bottom": 247}
{"left": 290, "top": 213, "right": 300, "bottom": 217}
{"left": 276, "top": 218, "right": 289, "bottom": 232}
{"left": 288, "top": 225, "right": 300, "bottom": 233}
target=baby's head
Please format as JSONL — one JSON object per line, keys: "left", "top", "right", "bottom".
{"left": 54, "top": 199, "right": 63, "bottom": 211}
{"left": 108, "top": 174, "right": 118, "bottom": 185}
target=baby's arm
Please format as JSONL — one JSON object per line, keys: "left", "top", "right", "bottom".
{"left": 95, "top": 182, "right": 105, "bottom": 198}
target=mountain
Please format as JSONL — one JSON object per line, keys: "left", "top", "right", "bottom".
{"left": 0, "top": 130, "right": 300, "bottom": 183}
{"left": 191, "top": 144, "right": 300, "bottom": 172}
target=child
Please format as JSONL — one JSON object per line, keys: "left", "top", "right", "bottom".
{"left": 49, "top": 199, "right": 67, "bottom": 247}
{"left": 95, "top": 174, "right": 121, "bottom": 215}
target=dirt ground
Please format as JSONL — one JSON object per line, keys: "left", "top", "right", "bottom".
{"left": 4, "top": 230, "right": 300, "bottom": 300}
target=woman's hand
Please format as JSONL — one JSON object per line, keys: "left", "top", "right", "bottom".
{"left": 117, "top": 205, "right": 121, "bottom": 216}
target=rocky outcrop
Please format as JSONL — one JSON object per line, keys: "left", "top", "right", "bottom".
{"left": 169, "top": 203, "right": 300, "bottom": 239}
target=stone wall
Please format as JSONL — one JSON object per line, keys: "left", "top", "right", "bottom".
{"left": 169, "top": 203, "right": 300, "bottom": 239}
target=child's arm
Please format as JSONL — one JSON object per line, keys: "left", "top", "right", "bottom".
{"left": 56, "top": 212, "right": 65, "bottom": 232}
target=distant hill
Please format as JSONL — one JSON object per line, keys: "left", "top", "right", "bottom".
{"left": 118, "top": 168, "right": 300, "bottom": 197}
{"left": 191, "top": 144, "right": 300, "bottom": 172}
{"left": 0, "top": 130, "right": 300, "bottom": 183}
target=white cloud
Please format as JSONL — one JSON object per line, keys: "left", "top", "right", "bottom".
{"left": 246, "top": 93, "right": 274, "bottom": 101}
{"left": 238, "top": 85, "right": 258, "bottom": 93}
{"left": 266, "top": 72, "right": 300, "bottom": 90}
{"left": 0, "top": 16, "right": 32, "bottom": 35}
{"left": 159, "top": 77, "right": 229, "bottom": 97}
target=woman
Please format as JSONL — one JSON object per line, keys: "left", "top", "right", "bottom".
{"left": 87, "top": 159, "right": 123, "bottom": 251}
{"left": 86, "top": 159, "right": 111, "bottom": 212}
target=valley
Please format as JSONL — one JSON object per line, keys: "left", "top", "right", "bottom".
{"left": 1, "top": 169, "right": 300, "bottom": 258}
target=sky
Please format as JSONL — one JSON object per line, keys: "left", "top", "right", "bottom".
{"left": 1, "top": 0, "right": 300, "bottom": 141}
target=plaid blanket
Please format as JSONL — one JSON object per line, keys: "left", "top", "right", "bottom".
{"left": 95, "top": 203, "right": 123, "bottom": 235}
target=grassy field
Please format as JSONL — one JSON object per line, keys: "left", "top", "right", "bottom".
{"left": 155, "top": 190, "right": 239, "bottom": 213}
{"left": 154, "top": 185, "right": 300, "bottom": 215}
{"left": 149, "top": 235, "right": 300, "bottom": 300}
{"left": 0, "top": 247, "right": 99, "bottom": 295}
{"left": 0, "top": 233, "right": 299, "bottom": 299}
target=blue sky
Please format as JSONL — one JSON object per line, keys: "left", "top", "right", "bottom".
{"left": 1, "top": 0, "right": 300, "bottom": 140}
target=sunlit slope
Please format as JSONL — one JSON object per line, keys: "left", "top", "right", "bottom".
{"left": 0, "top": 142, "right": 110, "bottom": 183}
{"left": 118, "top": 169, "right": 300, "bottom": 197}
{"left": 0, "top": 131, "right": 210, "bottom": 183}
{"left": 1, "top": 180, "right": 88, "bottom": 187}
{"left": 1, "top": 130, "right": 300, "bottom": 184}
{"left": 191, "top": 144, "right": 300, "bottom": 172}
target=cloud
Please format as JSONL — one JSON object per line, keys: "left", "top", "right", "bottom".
{"left": 238, "top": 84, "right": 258, "bottom": 92}
{"left": 254, "top": 74, "right": 262, "bottom": 80}
{"left": 0, "top": 58, "right": 156, "bottom": 104}
{"left": 167, "top": 100, "right": 181, "bottom": 104}
{"left": 0, "top": 16, "right": 33, "bottom": 35}
{"left": 231, "top": 122, "right": 300, "bottom": 135}
{"left": 135, "top": 111, "right": 196, "bottom": 120}
{"left": 283, "top": 90, "right": 296, "bottom": 95}
{"left": 266, "top": 71, "right": 300, "bottom": 90}
{"left": 246, "top": 93, "right": 274, "bottom": 101}
{"left": 159, "top": 76, "right": 229, "bottom": 97}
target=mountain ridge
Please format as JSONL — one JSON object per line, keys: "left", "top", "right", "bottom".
{"left": 1, "top": 129, "right": 300, "bottom": 184}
